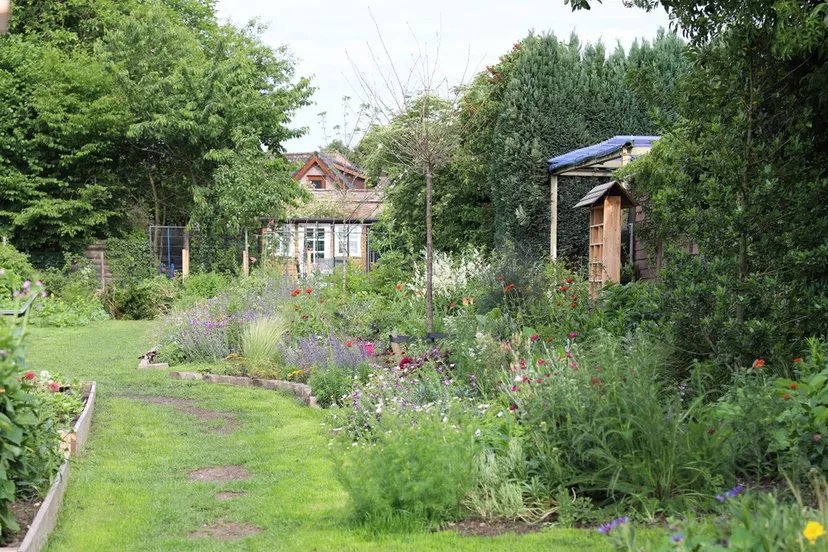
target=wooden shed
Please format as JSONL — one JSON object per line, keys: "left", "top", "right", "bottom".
{"left": 573, "top": 181, "right": 636, "bottom": 295}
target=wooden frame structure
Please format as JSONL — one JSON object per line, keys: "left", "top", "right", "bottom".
{"left": 574, "top": 181, "right": 636, "bottom": 295}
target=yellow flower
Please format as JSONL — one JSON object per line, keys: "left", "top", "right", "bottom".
{"left": 804, "top": 521, "right": 825, "bottom": 545}
{"left": 0, "top": 388, "right": 5, "bottom": 393}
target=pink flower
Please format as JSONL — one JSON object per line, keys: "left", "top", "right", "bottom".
{"left": 509, "top": 404, "right": 517, "bottom": 411}
{"left": 566, "top": 352, "right": 572, "bottom": 359}
{"left": 49, "top": 382, "right": 59, "bottom": 393}
{"left": 24, "top": 371, "right": 35, "bottom": 380}
{"left": 363, "top": 343, "right": 375, "bottom": 357}
{"left": 530, "top": 334, "right": 539, "bottom": 341}
{"left": 568, "top": 332, "right": 577, "bottom": 339}
{"left": 511, "top": 385, "right": 517, "bottom": 392}
{"left": 537, "top": 359, "right": 545, "bottom": 366}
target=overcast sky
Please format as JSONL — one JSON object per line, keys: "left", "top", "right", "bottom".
{"left": 216, "top": 0, "right": 673, "bottom": 153}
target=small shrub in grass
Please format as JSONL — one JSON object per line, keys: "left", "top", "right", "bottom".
{"left": 333, "top": 410, "right": 477, "bottom": 528}
{"left": 175, "top": 272, "right": 230, "bottom": 309}
{"left": 240, "top": 316, "right": 287, "bottom": 369}
{"left": 310, "top": 365, "right": 353, "bottom": 408}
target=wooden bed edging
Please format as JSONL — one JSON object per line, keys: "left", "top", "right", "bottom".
{"left": 1, "top": 381, "right": 97, "bottom": 552}
{"left": 168, "top": 371, "right": 319, "bottom": 408}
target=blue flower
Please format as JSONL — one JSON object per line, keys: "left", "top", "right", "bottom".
{"left": 671, "top": 532, "right": 684, "bottom": 543}
{"left": 596, "top": 516, "right": 629, "bottom": 535}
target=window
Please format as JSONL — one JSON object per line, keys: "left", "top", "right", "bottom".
{"left": 308, "top": 176, "right": 325, "bottom": 189}
{"left": 336, "top": 225, "right": 362, "bottom": 257}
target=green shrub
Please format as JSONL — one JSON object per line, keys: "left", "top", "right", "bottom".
{"left": 33, "top": 255, "right": 108, "bottom": 327}
{"left": 240, "top": 316, "right": 287, "bottom": 369}
{"left": 510, "top": 332, "right": 737, "bottom": 516}
{"left": 106, "top": 233, "right": 155, "bottom": 283}
{"left": 309, "top": 365, "right": 353, "bottom": 408}
{"left": 0, "top": 300, "right": 64, "bottom": 540}
{"left": 102, "top": 276, "right": 177, "bottom": 319}
{"left": 334, "top": 410, "right": 477, "bottom": 528}
{"left": 0, "top": 245, "right": 37, "bottom": 301}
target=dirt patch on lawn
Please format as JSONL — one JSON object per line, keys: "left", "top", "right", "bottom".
{"left": 189, "top": 519, "right": 261, "bottom": 541}
{"left": 121, "top": 395, "right": 237, "bottom": 434}
{"left": 188, "top": 466, "right": 252, "bottom": 482}
{"left": 215, "top": 491, "right": 247, "bottom": 501}
{"left": 443, "top": 519, "right": 543, "bottom": 537}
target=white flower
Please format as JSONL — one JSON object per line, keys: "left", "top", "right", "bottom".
{"left": 497, "top": 411, "right": 504, "bottom": 418}
{"left": 442, "top": 416, "right": 448, "bottom": 423}
{"left": 514, "top": 375, "right": 522, "bottom": 382}
{"left": 474, "top": 429, "right": 481, "bottom": 437}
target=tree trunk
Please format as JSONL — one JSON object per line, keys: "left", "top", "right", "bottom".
{"left": 425, "top": 168, "right": 434, "bottom": 333}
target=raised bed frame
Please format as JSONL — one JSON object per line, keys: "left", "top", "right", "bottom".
{"left": 0, "top": 382, "right": 97, "bottom": 552}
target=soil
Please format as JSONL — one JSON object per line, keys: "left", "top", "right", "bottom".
{"left": 121, "top": 395, "right": 237, "bottom": 434}
{"left": 188, "top": 466, "right": 252, "bottom": 482}
{"left": 188, "top": 519, "right": 261, "bottom": 540}
{"left": 442, "top": 519, "right": 543, "bottom": 538}
{"left": 215, "top": 491, "right": 247, "bottom": 501}
{"left": 2, "top": 498, "right": 42, "bottom": 548}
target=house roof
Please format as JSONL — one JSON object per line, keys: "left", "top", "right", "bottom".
{"left": 573, "top": 181, "right": 637, "bottom": 209}
{"left": 288, "top": 151, "right": 367, "bottom": 189}
{"left": 547, "top": 135, "right": 660, "bottom": 176}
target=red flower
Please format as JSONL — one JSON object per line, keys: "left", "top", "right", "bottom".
{"left": 793, "top": 357, "right": 803, "bottom": 363}
{"left": 537, "top": 378, "right": 543, "bottom": 383}
{"left": 305, "top": 287, "right": 312, "bottom": 294}
{"left": 301, "top": 315, "right": 309, "bottom": 320}
{"left": 509, "top": 404, "right": 517, "bottom": 411}
{"left": 752, "top": 359, "right": 765, "bottom": 369}
{"left": 399, "top": 357, "right": 413, "bottom": 369}
{"left": 345, "top": 341, "right": 352, "bottom": 348}
{"left": 504, "top": 283, "right": 515, "bottom": 292}
{"left": 318, "top": 299, "right": 325, "bottom": 303}
{"left": 450, "top": 302, "right": 456, "bottom": 307}
{"left": 522, "top": 376, "right": 528, "bottom": 382}
{"left": 49, "top": 382, "right": 60, "bottom": 393}
{"left": 291, "top": 289, "right": 301, "bottom": 297}
{"left": 566, "top": 278, "right": 573, "bottom": 284}
{"left": 570, "top": 303, "right": 576, "bottom": 308}
{"left": 395, "top": 284, "right": 402, "bottom": 290}
{"left": 789, "top": 383, "right": 797, "bottom": 389}
{"left": 591, "top": 376, "right": 602, "bottom": 386}
{"left": 545, "top": 373, "right": 551, "bottom": 378}
{"left": 556, "top": 302, "right": 561, "bottom": 307}
{"left": 498, "top": 276, "right": 504, "bottom": 281}
{"left": 24, "top": 371, "right": 35, "bottom": 380}
{"left": 783, "top": 393, "right": 791, "bottom": 400}
{"left": 560, "top": 286, "right": 567, "bottom": 292}
{"left": 545, "top": 337, "right": 553, "bottom": 343}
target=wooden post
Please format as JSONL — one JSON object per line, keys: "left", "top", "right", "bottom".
{"left": 99, "top": 250, "right": 106, "bottom": 289}
{"left": 550, "top": 175, "right": 558, "bottom": 258}
{"left": 242, "top": 231, "right": 249, "bottom": 277}
{"left": 182, "top": 230, "right": 190, "bottom": 278}
{"left": 603, "top": 195, "right": 622, "bottom": 285}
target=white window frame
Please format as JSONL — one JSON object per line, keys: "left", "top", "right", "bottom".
{"left": 335, "top": 224, "right": 362, "bottom": 258}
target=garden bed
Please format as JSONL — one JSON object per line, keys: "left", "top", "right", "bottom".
{"left": 168, "top": 371, "right": 319, "bottom": 408}
{"left": 1, "top": 382, "right": 97, "bottom": 552}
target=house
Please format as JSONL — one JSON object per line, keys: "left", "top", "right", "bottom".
{"left": 547, "top": 135, "right": 661, "bottom": 282}
{"left": 264, "top": 152, "right": 384, "bottom": 276}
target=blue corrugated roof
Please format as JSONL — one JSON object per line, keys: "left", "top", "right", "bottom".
{"left": 547, "top": 135, "right": 660, "bottom": 174}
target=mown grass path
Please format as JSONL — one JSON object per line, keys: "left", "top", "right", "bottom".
{"left": 26, "top": 321, "right": 609, "bottom": 551}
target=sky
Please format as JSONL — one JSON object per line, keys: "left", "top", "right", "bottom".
{"left": 216, "top": 0, "right": 673, "bottom": 153}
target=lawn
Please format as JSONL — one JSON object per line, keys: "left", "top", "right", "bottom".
{"left": 24, "top": 320, "right": 611, "bottom": 551}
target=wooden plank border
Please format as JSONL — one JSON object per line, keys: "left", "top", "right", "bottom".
{"left": 1, "top": 380, "right": 97, "bottom": 552}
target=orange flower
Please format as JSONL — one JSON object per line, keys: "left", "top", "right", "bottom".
{"left": 345, "top": 341, "right": 352, "bottom": 347}
{"left": 556, "top": 302, "right": 561, "bottom": 307}
{"left": 793, "top": 357, "right": 803, "bottom": 363}
{"left": 566, "top": 278, "right": 573, "bottom": 284}
{"left": 560, "top": 286, "right": 567, "bottom": 292}
{"left": 783, "top": 393, "right": 791, "bottom": 400}
{"left": 571, "top": 303, "right": 576, "bottom": 308}
{"left": 305, "top": 287, "right": 312, "bottom": 294}
{"left": 752, "top": 359, "right": 765, "bottom": 369}
{"left": 789, "top": 383, "right": 798, "bottom": 389}
{"left": 504, "top": 283, "right": 515, "bottom": 292}
{"left": 498, "top": 276, "right": 504, "bottom": 281}
{"left": 396, "top": 284, "right": 402, "bottom": 290}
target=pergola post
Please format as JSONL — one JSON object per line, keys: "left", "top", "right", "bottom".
{"left": 603, "top": 195, "right": 622, "bottom": 284}
{"left": 550, "top": 174, "right": 558, "bottom": 258}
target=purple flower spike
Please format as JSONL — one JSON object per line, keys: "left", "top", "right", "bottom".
{"left": 671, "top": 533, "right": 684, "bottom": 543}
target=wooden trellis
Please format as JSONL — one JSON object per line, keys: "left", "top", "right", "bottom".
{"left": 574, "top": 181, "right": 636, "bottom": 296}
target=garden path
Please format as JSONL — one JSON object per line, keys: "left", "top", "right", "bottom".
{"left": 25, "top": 321, "right": 608, "bottom": 551}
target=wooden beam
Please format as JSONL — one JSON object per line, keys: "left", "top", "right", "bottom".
{"left": 603, "top": 195, "right": 622, "bottom": 284}
{"left": 182, "top": 230, "right": 190, "bottom": 277}
{"left": 550, "top": 174, "right": 558, "bottom": 258}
